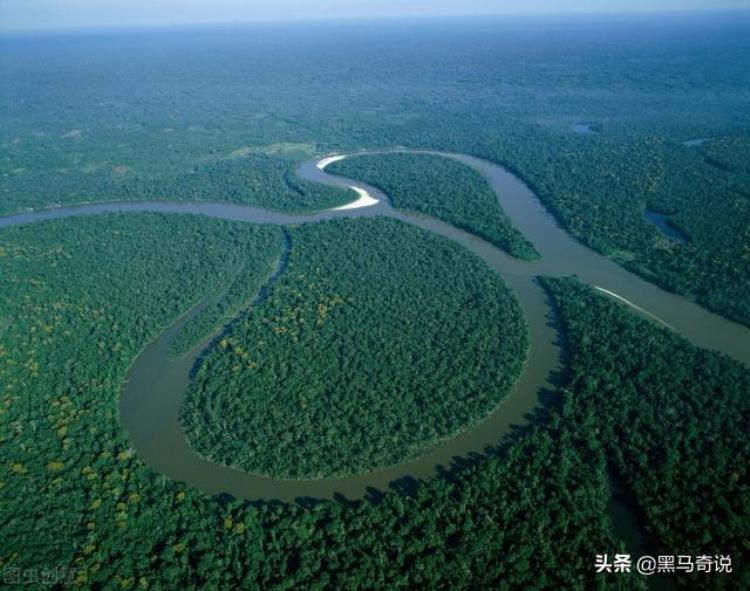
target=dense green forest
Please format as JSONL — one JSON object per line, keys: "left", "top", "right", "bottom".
{"left": 0, "top": 141, "right": 351, "bottom": 213}
{"left": 328, "top": 153, "right": 539, "bottom": 259}
{"left": 2, "top": 15, "right": 749, "bottom": 323}
{"left": 2, "top": 14, "right": 749, "bottom": 590}
{"left": 3, "top": 212, "right": 745, "bottom": 588}
{"left": 169, "top": 231, "right": 287, "bottom": 357}
{"left": 182, "top": 217, "right": 528, "bottom": 478}
{"left": 0, "top": 214, "right": 633, "bottom": 589}
{"left": 496, "top": 132, "right": 750, "bottom": 326}
{"left": 542, "top": 277, "right": 749, "bottom": 590}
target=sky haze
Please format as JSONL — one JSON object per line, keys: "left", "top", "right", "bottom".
{"left": 2, "top": 0, "right": 749, "bottom": 31}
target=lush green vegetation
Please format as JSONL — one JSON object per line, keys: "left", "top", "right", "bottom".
{"left": 502, "top": 132, "right": 750, "bottom": 326}
{"left": 169, "top": 231, "right": 287, "bottom": 357}
{"left": 182, "top": 217, "right": 528, "bottom": 478}
{"left": 542, "top": 276, "right": 749, "bottom": 590}
{"left": 2, "top": 14, "right": 749, "bottom": 590}
{"left": 2, "top": 15, "right": 748, "bottom": 323}
{"left": 0, "top": 215, "right": 632, "bottom": 589}
{"left": 2, "top": 213, "right": 746, "bottom": 588}
{"left": 0, "top": 137, "right": 351, "bottom": 213}
{"left": 0, "top": 214, "right": 282, "bottom": 587}
{"left": 329, "top": 153, "right": 539, "bottom": 259}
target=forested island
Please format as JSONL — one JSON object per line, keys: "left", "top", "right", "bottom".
{"left": 182, "top": 217, "right": 527, "bottom": 478}
{"left": 328, "top": 153, "right": 539, "bottom": 259}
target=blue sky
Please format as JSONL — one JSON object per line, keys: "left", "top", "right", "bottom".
{"left": 2, "top": 0, "right": 749, "bottom": 31}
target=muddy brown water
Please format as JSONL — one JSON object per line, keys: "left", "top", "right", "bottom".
{"left": 1, "top": 150, "right": 747, "bottom": 503}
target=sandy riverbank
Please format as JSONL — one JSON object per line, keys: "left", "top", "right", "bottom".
{"left": 317, "top": 154, "right": 380, "bottom": 210}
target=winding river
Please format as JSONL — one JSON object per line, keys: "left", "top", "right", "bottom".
{"left": 1, "top": 150, "right": 748, "bottom": 503}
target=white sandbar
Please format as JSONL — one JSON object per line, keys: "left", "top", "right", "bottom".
{"left": 594, "top": 286, "right": 674, "bottom": 330}
{"left": 330, "top": 186, "right": 380, "bottom": 211}
{"left": 317, "top": 154, "right": 347, "bottom": 169}
{"left": 317, "top": 154, "right": 380, "bottom": 210}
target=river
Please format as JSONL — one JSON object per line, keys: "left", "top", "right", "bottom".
{"left": 1, "top": 150, "right": 747, "bottom": 502}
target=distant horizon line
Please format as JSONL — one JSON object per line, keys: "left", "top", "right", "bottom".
{"left": 2, "top": 7, "right": 749, "bottom": 35}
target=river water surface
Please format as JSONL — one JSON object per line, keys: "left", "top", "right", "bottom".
{"left": 1, "top": 150, "right": 748, "bottom": 502}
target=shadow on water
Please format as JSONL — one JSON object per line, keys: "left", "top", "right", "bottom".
{"left": 3, "top": 148, "right": 748, "bottom": 508}
{"left": 188, "top": 229, "right": 293, "bottom": 379}
{"left": 607, "top": 468, "right": 679, "bottom": 591}
{"left": 3, "top": 146, "right": 746, "bottom": 589}
{"left": 354, "top": 278, "right": 569, "bottom": 507}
